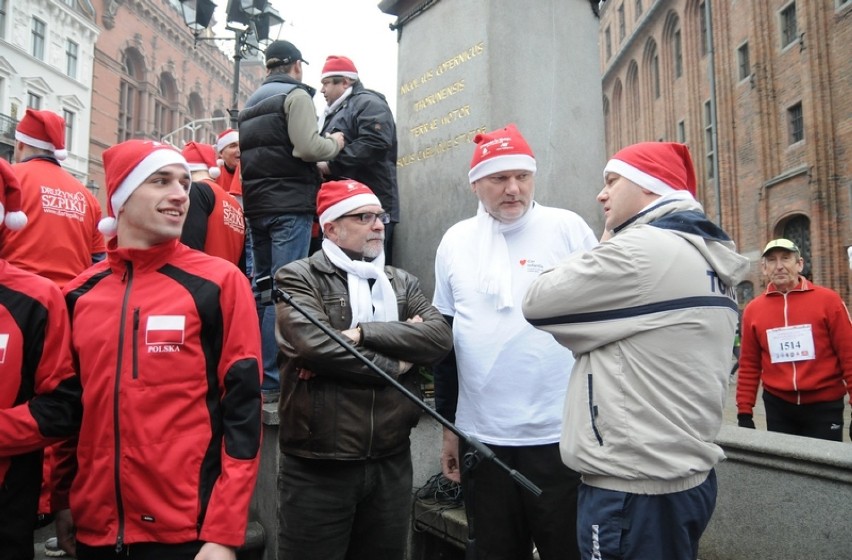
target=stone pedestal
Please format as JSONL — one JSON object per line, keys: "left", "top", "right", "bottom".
{"left": 380, "top": 0, "right": 606, "bottom": 294}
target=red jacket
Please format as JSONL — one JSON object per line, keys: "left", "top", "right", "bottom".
{"left": 0, "top": 260, "right": 81, "bottom": 476}
{"left": 216, "top": 162, "right": 242, "bottom": 197}
{"left": 737, "top": 278, "right": 852, "bottom": 413}
{"left": 61, "top": 239, "right": 262, "bottom": 548}
{"left": 181, "top": 178, "right": 246, "bottom": 267}
{"left": 0, "top": 157, "right": 105, "bottom": 288}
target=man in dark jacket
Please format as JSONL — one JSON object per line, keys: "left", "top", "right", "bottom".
{"left": 238, "top": 40, "right": 344, "bottom": 402}
{"left": 318, "top": 55, "right": 400, "bottom": 264}
{"left": 274, "top": 179, "right": 452, "bottom": 560}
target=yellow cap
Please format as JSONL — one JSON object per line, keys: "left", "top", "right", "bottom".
{"left": 762, "top": 238, "right": 799, "bottom": 256}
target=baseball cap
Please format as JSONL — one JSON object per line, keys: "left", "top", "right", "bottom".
{"left": 265, "top": 40, "right": 307, "bottom": 68}
{"left": 762, "top": 238, "right": 800, "bottom": 256}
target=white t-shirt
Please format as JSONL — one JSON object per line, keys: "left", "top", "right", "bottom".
{"left": 433, "top": 203, "right": 597, "bottom": 445}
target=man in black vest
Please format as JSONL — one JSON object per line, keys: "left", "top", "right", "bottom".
{"left": 239, "top": 40, "right": 344, "bottom": 402}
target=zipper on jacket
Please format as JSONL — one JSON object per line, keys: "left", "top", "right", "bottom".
{"left": 587, "top": 374, "right": 604, "bottom": 446}
{"left": 132, "top": 308, "right": 140, "bottom": 379}
{"left": 339, "top": 297, "right": 346, "bottom": 320}
{"left": 113, "top": 262, "right": 134, "bottom": 552}
{"left": 782, "top": 293, "right": 801, "bottom": 403}
{"left": 366, "top": 388, "right": 376, "bottom": 457}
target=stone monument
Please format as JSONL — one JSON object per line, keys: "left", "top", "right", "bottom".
{"left": 380, "top": 0, "right": 606, "bottom": 295}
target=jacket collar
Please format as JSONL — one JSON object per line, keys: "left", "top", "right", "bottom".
{"left": 310, "top": 248, "right": 395, "bottom": 282}
{"left": 765, "top": 276, "right": 811, "bottom": 295}
{"left": 262, "top": 73, "right": 316, "bottom": 97}
{"left": 107, "top": 237, "right": 181, "bottom": 273}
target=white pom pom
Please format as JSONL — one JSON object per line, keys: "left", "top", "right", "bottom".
{"left": 54, "top": 149, "right": 68, "bottom": 161}
{"left": 216, "top": 158, "right": 225, "bottom": 168}
{"left": 4, "top": 210, "right": 27, "bottom": 230}
{"left": 98, "top": 216, "right": 118, "bottom": 237}
{"left": 209, "top": 166, "right": 221, "bottom": 179}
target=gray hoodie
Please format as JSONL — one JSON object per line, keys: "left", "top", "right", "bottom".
{"left": 523, "top": 197, "right": 749, "bottom": 494}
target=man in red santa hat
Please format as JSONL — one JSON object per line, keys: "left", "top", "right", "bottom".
{"left": 180, "top": 141, "right": 246, "bottom": 270}
{"left": 54, "top": 139, "right": 261, "bottom": 560}
{"left": 0, "top": 158, "right": 82, "bottom": 560}
{"left": 0, "top": 109, "right": 105, "bottom": 287}
{"left": 523, "top": 141, "right": 749, "bottom": 560}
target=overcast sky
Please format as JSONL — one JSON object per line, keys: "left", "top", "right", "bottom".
{"left": 215, "top": 1, "right": 399, "bottom": 115}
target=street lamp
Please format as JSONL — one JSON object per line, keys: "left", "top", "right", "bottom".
{"left": 178, "top": 0, "right": 283, "bottom": 129}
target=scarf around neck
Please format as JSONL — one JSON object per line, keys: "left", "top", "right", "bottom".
{"left": 319, "top": 86, "right": 353, "bottom": 130}
{"left": 322, "top": 238, "right": 399, "bottom": 327}
{"left": 475, "top": 201, "right": 537, "bottom": 310}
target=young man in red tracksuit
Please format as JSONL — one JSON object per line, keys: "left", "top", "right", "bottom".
{"left": 737, "top": 238, "right": 852, "bottom": 442}
{"left": 55, "top": 140, "right": 262, "bottom": 560}
{"left": 0, "top": 159, "right": 82, "bottom": 560}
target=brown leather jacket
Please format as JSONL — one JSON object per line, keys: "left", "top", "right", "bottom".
{"left": 274, "top": 250, "right": 453, "bottom": 459}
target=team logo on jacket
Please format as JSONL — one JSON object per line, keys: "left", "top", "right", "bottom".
{"left": 145, "top": 315, "right": 185, "bottom": 351}
{"left": 519, "top": 258, "right": 545, "bottom": 275}
{"left": 41, "top": 186, "right": 88, "bottom": 222}
{"left": 0, "top": 334, "right": 7, "bottom": 363}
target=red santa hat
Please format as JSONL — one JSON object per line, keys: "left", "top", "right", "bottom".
{"left": 320, "top": 55, "right": 359, "bottom": 81}
{"left": 604, "top": 142, "right": 697, "bottom": 197}
{"left": 98, "top": 140, "right": 190, "bottom": 236}
{"left": 468, "top": 124, "right": 537, "bottom": 183}
{"left": 216, "top": 128, "right": 238, "bottom": 153}
{"left": 0, "top": 158, "right": 26, "bottom": 230}
{"left": 181, "top": 141, "right": 221, "bottom": 179}
{"left": 317, "top": 179, "right": 380, "bottom": 228}
{"left": 15, "top": 109, "right": 68, "bottom": 161}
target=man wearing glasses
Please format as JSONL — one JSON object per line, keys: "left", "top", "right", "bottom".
{"left": 737, "top": 238, "right": 852, "bottom": 442}
{"left": 272, "top": 180, "right": 453, "bottom": 560}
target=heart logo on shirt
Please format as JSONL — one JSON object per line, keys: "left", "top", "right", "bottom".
{"left": 519, "top": 259, "right": 527, "bottom": 266}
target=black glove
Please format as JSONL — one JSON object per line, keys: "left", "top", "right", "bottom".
{"left": 737, "top": 413, "right": 755, "bottom": 429}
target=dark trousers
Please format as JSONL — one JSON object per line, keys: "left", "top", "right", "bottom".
{"left": 763, "top": 390, "right": 844, "bottom": 441}
{"left": 577, "top": 469, "right": 717, "bottom": 560}
{"left": 459, "top": 441, "right": 580, "bottom": 560}
{"left": 277, "top": 451, "right": 412, "bottom": 560}
{"left": 76, "top": 541, "right": 202, "bottom": 560}
{"left": 0, "top": 451, "right": 42, "bottom": 560}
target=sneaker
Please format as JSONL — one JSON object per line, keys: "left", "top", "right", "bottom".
{"left": 261, "top": 390, "right": 280, "bottom": 404}
{"left": 44, "top": 536, "right": 67, "bottom": 557}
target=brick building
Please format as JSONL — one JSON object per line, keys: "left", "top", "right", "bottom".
{"left": 599, "top": 0, "right": 852, "bottom": 304}
{"left": 87, "top": 0, "right": 264, "bottom": 200}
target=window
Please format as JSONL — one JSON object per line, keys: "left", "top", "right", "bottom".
{"left": 787, "top": 102, "right": 803, "bottom": 144}
{"left": 780, "top": 3, "right": 797, "bottom": 48}
{"left": 652, "top": 52, "right": 660, "bottom": 99}
{"left": 605, "top": 27, "right": 612, "bottom": 60}
{"left": 699, "top": 2, "right": 708, "bottom": 56}
{"left": 704, "top": 100, "right": 714, "bottom": 179}
{"left": 618, "top": 4, "right": 625, "bottom": 41}
{"left": 27, "top": 92, "right": 42, "bottom": 109}
{"left": 153, "top": 73, "right": 178, "bottom": 139}
{"left": 118, "top": 49, "right": 144, "bottom": 142}
{"left": 677, "top": 120, "right": 686, "bottom": 143}
{"left": 66, "top": 40, "right": 79, "bottom": 79}
{"left": 673, "top": 30, "right": 683, "bottom": 78}
{"left": 31, "top": 17, "right": 46, "bottom": 60}
{"left": 635, "top": 0, "right": 642, "bottom": 19}
{"left": 63, "top": 110, "right": 74, "bottom": 152}
{"left": 737, "top": 43, "right": 751, "bottom": 80}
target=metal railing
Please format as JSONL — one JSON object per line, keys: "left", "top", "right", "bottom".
{"left": 160, "top": 116, "right": 230, "bottom": 147}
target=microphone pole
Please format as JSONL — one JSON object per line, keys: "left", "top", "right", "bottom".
{"left": 263, "top": 281, "right": 542, "bottom": 500}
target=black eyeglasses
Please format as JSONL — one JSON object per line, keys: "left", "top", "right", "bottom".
{"left": 338, "top": 212, "right": 390, "bottom": 225}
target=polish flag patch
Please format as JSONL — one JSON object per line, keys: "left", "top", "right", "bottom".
{"left": 0, "top": 334, "right": 8, "bottom": 363}
{"left": 145, "top": 315, "right": 185, "bottom": 345}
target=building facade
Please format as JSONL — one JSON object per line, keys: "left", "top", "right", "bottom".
{"left": 87, "top": 0, "right": 263, "bottom": 199}
{"left": 599, "top": 0, "right": 852, "bottom": 304}
{"left": 0, "top": 0, "right": 99, "bottom": 179}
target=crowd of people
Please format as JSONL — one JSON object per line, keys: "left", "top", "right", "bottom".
{"left": 0, "top": 36, "right": 848, "bottom": 560}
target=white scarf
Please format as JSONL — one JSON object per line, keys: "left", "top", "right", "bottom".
{"left": 475, "top": 201, "right": 537, "bottom": 310}
{"left": 322, "top": 238, "right": 399, "bottom": 327}
{"left": 318, "top": 86, "right": 353, "bottom": 131}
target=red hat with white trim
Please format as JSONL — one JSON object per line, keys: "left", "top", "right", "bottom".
{"left": 15, "top": 109, "right": 68, "bottom": 161}
{"left": 216, "top": 129, "right": 238, "bottom": 153}
{"left": 316, "top": 179, "right": 380, "bottom": 228}
{"left": 604, "top": 142, "right": 697, "bottom": 197}
{"left": 181, "top": 141, "right": 221, "bottom": 179}
{"left": 0, "top": 158, "right": 26, "bottom": 230}
{"left": 98, "top": 140, "right": 190, "bottom": 236}
{"left": 320, "top": 55, "right": 359, "bottom": 81}
{"left": 468, "top": 124, "right": 536, "bottom": 183}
